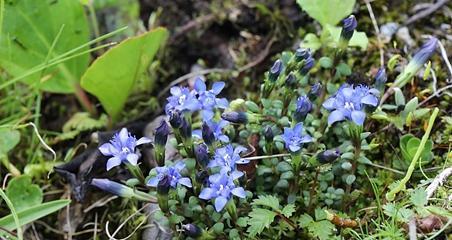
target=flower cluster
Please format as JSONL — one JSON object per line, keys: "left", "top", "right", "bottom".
{"left": 147, "top": 161, "right": 192, "bottom": 188}
{"left": 199, "top": 172, "right": 246, "bottom": 212}
{"left": 322, "top": 84, "right": 379, "bottom": 125}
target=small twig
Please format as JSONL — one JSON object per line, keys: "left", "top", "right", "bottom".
{"left": 171, "top": 14, "right": 216, "bottom": 41}
{"left": 404, "top": 0, "right": 449, "bottom": 25}
{"left": 365, "top": 162, "right": 405, "bottom": 175}
{"left": 364, "top": 0, "right": 384, "bottom": 67}
{"left": 419, "top": 84, "right": 452, "bottom": 106}
{"left": 83, "top": 195, "right": 118, "bottom": 213}
{"left": 242, "top": 153, "right": 290, "bottom": 161}
{"left": 106, "top": 203, "right": 150, "bottom": 239}
{"left": 437, "top": 39, "right": 452, "bottom": 80}
{"left": 425, "top": 167, "right": 452, "bottom": 200}
{"left": 157, "top": 68, "right": 232, "bottom": 99}
{"left": 238, "top": 37, "right": 276, "bottom": 73}
{"left": 409, "top": 217, "right": 417, "bottom": 240}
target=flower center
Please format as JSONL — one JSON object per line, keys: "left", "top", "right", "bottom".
{"left": 121, "top": 147, "right": 131, "bottom": 154}
{"left": 344, "top": 101, "right": 355, "bottom": 110}
{"left": 178, "top": 95, "right": 186, "bottom": 104}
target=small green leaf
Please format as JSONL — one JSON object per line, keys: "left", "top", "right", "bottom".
{"left": 326, "top": 25, "right": 369, "bottom": 49}
{"left": 0, "top": 199, "right": 70, "bottom": 231}
{"left": 237, "top": 217, "right": 249, "bottom": 227}
{"left": 6, "top": 176, "right": 43, "bottom": 212}
{"left": 410, "top": 188, "right": 427, "bottom": 207}
{"left": 394, "top": 88, "right": 405, "bottom": 106}
{"left": 404, "top": 97, "right": 418, "bottom": 113}
{"left": 81, "top": 28, "right": 168, "bottom": 120}
{"left": 281, "top": 204, "right": 296, "bottom": 218}
{"left": 298, "top": 214, "right": 313, "bottom": 228}
{"left": 252, "top": 195, "right": 280, "bottom": 210}
{"left": 247, "top": 208, "right": 277, "bottom": 237}
{"left": 314, "top": 208, "right": 327, "bottom": 221}
{"left": 301, "top": 33, "right": 322, "bottom": 51}
{"left": 297, "top": 0, "right": 355, "bottom": 26}
{"left": 319, "top": 57, "right": 333, "bottom": 68}
{"left": 0, "top": 129, "right": 20, "bottom": 156}
{"left": 387, "top": 55, "right": 401, "bottom": 72}
{"left": 308, "top": 220, "right": 335, "bottom": 240}
{"left": 345, "top": 175, "right": 356, "bottom": 185}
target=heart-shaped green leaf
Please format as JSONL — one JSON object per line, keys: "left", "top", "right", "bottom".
{"left": 0, "top": 0, "right": 90, "bottom": 93}
{"left": 6, "top": 176, "right": 43, "bottom": 212}
{"left": 80, "top": 27, "right": 168, "bottom": 120}
{"left": 0, "top": 129, "right": 20, "bottom": 156}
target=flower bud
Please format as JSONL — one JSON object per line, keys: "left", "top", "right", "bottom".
{"left": 91, "top": 178, "right": 134, "bottom": 198}
{"left": 300, "top": 57, "right": 315, "bottom": 75}
{"left": 284, "top": 73, "right": 297, "bottom": 87}
{"left": 155, "top": 120, "right": 169, "bottom": 147}
{"left": 406, "top": 37, "right": 438, "bottom": 74}
{"left": 317, "top": 149, "right": 340, "bottom": 163}
{"left": 294, "top": 96, "right": 312, "bottom": 122}
{"left": 194, "top": 144, "right": 209, "bottom": 167}
{"left": 195, "top": 169, "right": 209, "bottom": 184}
{"left": 182, "top": 224, "right": 202, "bottom": 237}
{"left": 374, "top": 68, "right": 387, "bottom": 93}
{"left": 202, "top": 122, "right": 215, "bottom": 146}
{"left": 180, "top": 117, "right": 192, "bottom": 140}
{"left": 308, "top": 83, "right": 322, "bottom": 101}
{"left": 157, "top": 174, "right": 171, "bottom": 195}
{"left": 221, "top": 111, "right": 248, "bottom": 124}
{"left": 264, "top": 126, "right": 274, "bottom": 142}
{"left": 269, "top": 59, "right": 283, "bottom": 81}
{"left": 340, "top": 15, "right": 357, "bottom": 42}
{"left": 295, "top": 48, "right": 310, "bottom": 62}
{"left": 169, "top": 111, "right": 183, "bottom": 129}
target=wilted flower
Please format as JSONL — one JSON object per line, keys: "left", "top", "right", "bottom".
{"left": 308, "top": 83, "right": 322, "bottom": 101}
{"left": 165, "top": 86, "right": 200, "bottom": 115}
{"left": 147, "top": 161, "right": 192, "bottom": 188}
{"left": 269, "top": 59, "right": 283, "bottom": 81}
{"left": 322, "top": 84, "right": 379, "bottom": 125}
{"left": 208, "top": 144, "right": 247, "bottom": 179}
{"left": 182, "top": 224, "right": 202, "bottom": 237}
{"left": 169, "top": 110, "right": 183, "bottom": 129}
{"left": 300, "top": 57, "right": 315, "bottom": 75}
{"left": 154, "top": 120, "right": 169, "bottom": 147}
{"left": 98, "top": 128, "right": 151, "bottom": 171}
{"left": 293, "top": 96, "right": 312, "bottom": 122}
{"left": 374, "top": 68, "right": 387, "bottom": 92}
{"left": 340, "top": 15, "right": 357, "bottom": 41}
{"left": 199, "top": 173, "right": 246, "bottom": 212}
{"left": 282, "top": 123, "right": 313, "bottom": 153}
{"left": 193, "top": 77, "right": 229, "bottom": 120}
{"left": 91, "top": 178, "right": 134, "bottom": 198}
{"left": 317, "top": 149, "right": 340, "bottom": 163}
{"left": 406, "top": 37, "right": 438, "bottom": 75}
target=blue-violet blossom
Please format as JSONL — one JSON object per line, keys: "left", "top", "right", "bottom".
{"left": 165, "top": 86, "right": 201, "bottom": 115}
{"left": 322, "top": 84, "right": 379, "bottom": 126}
{"left": 147, "top": 161, "right": 192, "bottom": 188}
{"left": 199, "top": 173, "right": 246, "bottom": 212}
{"left": 193, "top": 77, "right": 229, "bottom": 120}
{"left": 99, "top": 128, "right": 151, "bottom": 171}
{"left": 194, "top": 119, "right": 230, "bottom": 143}
{"left": 207, "top": 144, "right": 247, "bottom": 180}
{"left": 282, "top": 122, "right": 313, "bottom": 153}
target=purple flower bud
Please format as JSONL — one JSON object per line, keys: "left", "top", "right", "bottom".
{"left": 182, "top": 224, "right": 202, "bottom": 237}
{"left": 169, "top": 111, "right": 183, "bottom": 129}
{"left": 374, "top": 68, "right": 387, "bottom": 92}
{"left": 195, "top": 169, "right": 209, "bottom": 184}
{"left": 194, "top": 144, "right": 209, "bottom": 167}
{"left": 340, "top": 15, "right": 357, "bottom": 41}
{"left": 308, "top": 83, "right": 322, "bottom": 101}
{"left": 91, "top": 178, "right": 134, "bottom": 198}
{"left": 407, "top": 37, "right": 438, "bottom": 73}
{"left": 202, "top": 122, "right": 215, "bottom": 146}
{"left": 300, "top": 57, "right": 315, "bottom": 75}
{"left": 180, "top": 117, "right": 192, "bottom": 140}
{"left": 317, "top": 149, "right": 340, "bottom": 163}
{"left": 269, "top": 59, "right": 283, "bottom": 81}
{"left": 157, "top": 174, "right": 171, "bottom": 195}
{"left": 294, "top": 96, "right": 312, "bottom": 122}
{"left": 264, "top": 126, "right": 274, "bottom": 142}
{"left": 155, "top": 120, "right": 169, "bottom": 147}
{"left": 221, "top": 111, "right": 248, "bottom": 124}
{"left": 285, "top": 73, "right": 297, "bottom": 87}
{"left": 295, "top": 48, "right": 310, "bottom": 61}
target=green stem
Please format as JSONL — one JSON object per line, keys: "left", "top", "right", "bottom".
{"left": 0, "top": 188, "right": 23, "bottom": 240}
{"left": 385, "top": 108, "right": 439, "bottom": 201}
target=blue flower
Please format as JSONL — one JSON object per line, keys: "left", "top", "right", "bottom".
{"left": 322, "top": 84, "right": 379, "bottom": 126}
{"left": 282, "top": 123, "right": 312, "bottom": 152}
{"left": 98, "top": 128, "right": 151, "bottom": 171}
{"left": 165, "top": 86, "right": 201, "bottom": 115}
{"left": 194, "top": 119, "right": 230, "bottom": 143}
{"left": 406, "top": 37, "right": 438, "bottom": 74}
{"left": 194, "top": 77, "right": 229, "bottom": 120}
{"left": 208, "top": 144, "right": 247, "bottom": 180}
{"left": 147, "top": 161, "right": 192, "bottom": 188}
{"left": 91, "top": 178, "right": 134, "bottom": 198}
{"left": 294, "top": 96, "right": 312, "bottom": 122}
{"left": 199, "top": 173, "right": 246, "bottom": 212}
{"left": 340, "top": 15, "right": 357, "bottom": 41}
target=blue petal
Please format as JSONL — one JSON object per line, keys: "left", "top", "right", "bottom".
{"left": 118, "top": 128, "right": 129, "bottom": 144}
{"left": 106, "top": 156, "right": 122, "bottom": 171}
{"left": 199, "top": 187, "right": 216, "bottom": 200}
{"left": 231, "top": 170, "right": 244, "bottom": 180}
{"left": 174, "top": 161, "right": 186, "bottom": 171}
{"left": 232, "top": 187, "right": 246, "bottom": 198}
{"left": 289, "top": 144, "right": 301, "bottom": 153}
{"left": 300, "top": 135, "right": 313, "bottom": 143}
{"left": 99, "top": 143, "right": 114, "bottom": 156}
{"left": 322, "top": 97, "right": 335, "bottom": 110}
{"left": 170, "top": 86, "right": 182, "bottom": 96}
{"left": 328, "top": 110, "right": 345, "bottom": 125}
{"left": 215, "top": 98, "right": 229, "bottom": 109}
{"left": 192, "top": 129, "right": 202, "bottom": 139}
{"left": 293, "top": 123, "right": 304, "bottom": 134}
{"left": 218, "top": 135, "right": 229, "bottom": 143}
{"left": 126, "top": 153, "right": 139, "bottom": 165}
{"left": 361, "top": 94, "right": 378, "bottom": 106}
{"left": 194, "top": 78, "right": 206, "bottom": 92}
{"left": 351, "top": 110, "right": 366, "bottom": 125}
{"left": 136, "top": 137, "right": 152, "bottom": 145}
{"left": 147, "top": 176, "right": 159, "bottom": 187}
{"left": 214, "top": 196, "right": 228, "bottom": 212}
{"left": 211, "top": 82, "right": 225, "bottom": 94}
{"left": 342, "top": 87, "right": 354, "bottom": 99}
{"left": 178, "top": 177, "right": 192, "bottom": 188}
{"left": 201, "top": 110, "right": 214, "bottom": 121}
